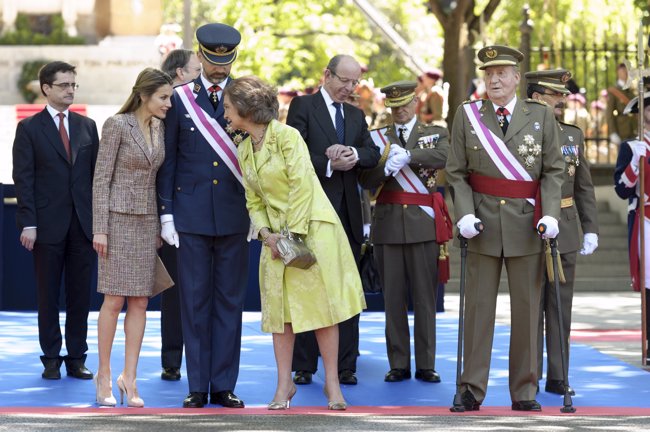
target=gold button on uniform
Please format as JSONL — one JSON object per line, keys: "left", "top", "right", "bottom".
{"left": 213, "top": 161, "right": 219, "bottom": 166}
{"left": 161, "top": 205, "right": 166, "bottom": 210}
{"left": 500, "top": 199, "right": 506, "bottom": 205}
{"left": 403, "top": 204, "right": 408, "bottom": 209}
{"left": 213, "top": 179, "right": 218, "bottom": 185}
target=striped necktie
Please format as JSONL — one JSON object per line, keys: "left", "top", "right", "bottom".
{"left": 332, "top": 102, "right": 345, "bottom": 144}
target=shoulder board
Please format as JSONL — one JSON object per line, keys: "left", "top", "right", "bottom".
{"left": 524, "top": 98, "right": 546, "bottom": 106}
{"left": 463, "top": 99, "right": 483, "bottom": 105}
{"left": 369, "top": 126, "right": 389, "bottom": 133}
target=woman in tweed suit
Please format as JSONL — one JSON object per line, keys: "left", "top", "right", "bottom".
{"left": 92, "top": 68, "right": 173, "bottom": 407}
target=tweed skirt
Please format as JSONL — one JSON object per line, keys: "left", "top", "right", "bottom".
{"left": 97, "top": 211, "right": 159, "bottom": 297}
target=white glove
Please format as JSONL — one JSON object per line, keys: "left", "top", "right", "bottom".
{"left": 610, "top": 133, "right": 621, "bottom": 145}
{"left": 384, "top": 150, "right": 411, "bottom": 177}
{"left": 161, "top": 220, "right": 179, "bottom": 248}
{"left": 388, "top": 143, "right": 407, "bottom": 158}
{"left": 363, "top": 223, "right": 371, "bottom": 238}
{"left": 536, "top": 215, "right": 559, "bottom": 239}
{"left": 629, "top": 139, "right": 647, "bottom": 167}
{"left": 580, "top": 232, "right": 598, "bottom": 255}
{"left": 457, "top": 214, "right": 482, "bottom": 239}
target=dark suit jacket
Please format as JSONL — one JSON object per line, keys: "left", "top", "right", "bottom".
{"left": 286, "top": 90, "right": 380, "bottom": 245}
{"left": 157, "top": 77, "right": 249, "bottom": 236}
{"left": 12, "top": 108, "right": 99, "bottom": 244}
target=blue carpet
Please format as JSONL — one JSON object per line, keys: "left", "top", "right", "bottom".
{"left": 0, "top": 311, "right": 648, "bottom": 408}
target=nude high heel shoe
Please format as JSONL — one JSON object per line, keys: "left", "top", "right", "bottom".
{"left": 323, "top": 387, "right": 347, "bottom": 411}
{"left": 93, "top": 375, "right": 117, "bottom": 407}
{"left": 268, "top": 384, "right": 297, "bottom": 410}
{"left": 116, "top": 374, "right": 144, "bottom": 408}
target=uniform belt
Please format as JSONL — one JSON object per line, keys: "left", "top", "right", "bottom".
{"left": 561, "top": 197, "right": 574, "bottom": 208}
{"left": 468, "top": 173, "right": 541, "bottom": 228}
{"left": 376, "top": 190, "right": 453, "bottom": 243}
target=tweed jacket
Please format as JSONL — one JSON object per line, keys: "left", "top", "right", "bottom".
{"left": 556, "top": 121, "right": 599, "bottom": 254}
{"left": 359, "top": 121, "right": 449, "bottom": 244}
{"left": 445, "top": 98, "right": 564, "bottom": 257}
{"left": 93, "top": 113, "right": 165, "bottom": 234}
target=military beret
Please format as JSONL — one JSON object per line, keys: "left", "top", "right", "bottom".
{"left": 477, "top": 45, "right": 524, "bottom": 70}
{"left": 524, "top": 69, "right": 572, "bottom": 95}
{"left": 380, "top": 80, "right": 417, "bottom": 108}
{"left": 623, "top": 91, "right": 650, "bottom": 115}
{"left": 196, "top": 23, "right": 241, "bottom": 65}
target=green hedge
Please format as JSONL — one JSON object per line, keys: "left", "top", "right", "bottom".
{"left": 0, "top": 14, "right": 84, "bottom": 45}
{"left": 18, "top": 60, "right": 49, "bottom": 103}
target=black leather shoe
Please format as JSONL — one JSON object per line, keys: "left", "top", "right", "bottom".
{"left": 161, "top": 367, "right": 181, "bottom": 381}
{"left": 293, "top": 370, "right": 313, "bottom": 385}
{"left": 183, "top": 392, "right": 208, "bottom": 408}
{"left": 545, "top": 379, "right": 575, "bottom": 395}
{"left": 414, "top": 369, "right": 441, "bottom": 383}
{"left": 512, "top": 400, "right": 542, "bottom": 411}
{"left": 210, "top": 390, "right": 245, "bottom": 408}
{"left": 461, "top": 390, "right": 481, "bottom": 411}
{"left": 64, "top": 355, "right": 93, "bottom": 380}
{"left": 384, "top": 368, "right": 411, "bottom": 382}
{"left": 339, "top": 369, "right": 357, "bottom": 385}
{"left": 40, "top": 356, "right": 62, "bottom": 380}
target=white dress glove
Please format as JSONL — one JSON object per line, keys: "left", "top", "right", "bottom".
{"left": 580, "top": 232, "right": 598, "bottom": 255}
{"left": 383, "top": 146, "right": 411, "bottom": 177}
{"left": 457, "top": 214, "right": 482, "bottom": 239}
{"left": 363, "top": 223, "right": 371, "bottom": 238}
{"left": 610, "top": 133, "right": 621, "bottom": 146}
{"left": 536, "top": 215, "right": 559, "bottom": 239}
{"left": 161, "top": 220, "right": 179, "bottom": 248}
{"left": 629, "top": 139, "right": 647, "bottom": 168}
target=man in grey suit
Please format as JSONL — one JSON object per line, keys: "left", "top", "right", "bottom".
{"left": 12, "top": 61, "right": 98, "bottom": 380}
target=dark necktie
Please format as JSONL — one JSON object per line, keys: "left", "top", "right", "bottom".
{"left": 332, "top": 102, "right": 345, "bottom": 144}
{"left": 496, "top": 106, "right": 510, "bottom": 135}
{"left": 208, "top": 85, "right": 221, "bottom": 110}
{"left": 57, "top": 112, "right": 71, "bottom": 162}
{"left": 398, "top": 127, "right": 408, "bottom": 146}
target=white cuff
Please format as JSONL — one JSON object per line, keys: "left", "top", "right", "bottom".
{"left": 160, "top": 214, "right": 174, "bottom": 224}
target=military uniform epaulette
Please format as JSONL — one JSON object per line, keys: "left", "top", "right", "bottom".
{"left": 558, "top": 120, "right": 581, "bottom": 131}
{"left": 369, "top": 125, "right": 388, "bottom": 133}
{"left": 524, "top": 98, "right": 547, "bottom": 106}
{"left": 463, "top": 99, "right": 485, "bottom": 105}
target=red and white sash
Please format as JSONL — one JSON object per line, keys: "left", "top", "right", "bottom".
{"left": 463, "top": 100, "right": 535, "bottom": 206}
{"left": 176, "top": 84, "right": 243, "bottom": 185}
{"left": 370, "top": 128, "right": 434, "bottom": 219}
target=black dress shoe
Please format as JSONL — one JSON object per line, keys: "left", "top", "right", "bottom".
{"left": 293, "top": 370, "right": 313, "bottom": 385}
{"left": 63, "top": 355, "right": 93, "bottom": 380}
{"left": 461, "top": 390, "right": 481, "bottom": 411}
{"left": 210, "top": 390, "right": 245, "bottom": 408}
{"left": 545, "top": 379, "right": 575, "bottom": 395}
{"left": 161, "top": 367, "right": 181, "bottom": 381}
{"left": 384, "top": 368, "right": 411, "bottom": 382}
{"left": 339, "top": 369, "right": 357, "bottom": 385}
{"left": 40, "top": 356, "right": 62, "bottom": 380}
{"left": 414, "top": 369, "right": 441, "bottom": 383}
{"left": 512, "top": 400, "right": 542, "bottom": 411}
{"left": 183, "top": 392, "right": 208, "bottom": 408}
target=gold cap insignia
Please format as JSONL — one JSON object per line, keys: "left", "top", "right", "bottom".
{"left": 485, "top": 49, "right": 498, "bottom": 59}
{"left": 215, "top": 46, "right": 228, "bottom": 54}
{"left": 389, "top": 88, "right": 400, "bottom": 98}
{"left": 561, "top": 73, "right": 570, "bottom": 83}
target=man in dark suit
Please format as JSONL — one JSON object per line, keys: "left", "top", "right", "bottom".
{"left": 157, "top": 23, "right": 249, "bottom": 409}
{"left": 286, "top": 54, "right": 380, "bottom": 386}
{"left": 12, "top": 61, "right": 98, "bottom": 380}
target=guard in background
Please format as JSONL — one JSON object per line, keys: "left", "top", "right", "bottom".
{"left": 359, "top": 81, "right": 450, "bottom": 383}
{"left": 607, "top": 62, "right": 637, "bottom": 146}
{"left": 525, "top": 69, "right": 599, "bottom": 395}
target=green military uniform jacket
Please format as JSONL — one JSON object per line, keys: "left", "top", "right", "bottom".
{"left": 606, "top": 85, "right": 636, "bottom": 141}
{"left": 359, "top": 122, "right": 449, "bottom": 244}
{"left": 557, "top": 121, "right": 599, "bottom": 254}
{"left": 445, "top": 98, "right": 564, "bottom": 257}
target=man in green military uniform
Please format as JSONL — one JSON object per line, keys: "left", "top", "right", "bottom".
{"left": 446, "top": 45, "right": 564, "bottom": 411}
{"left": 607, "top": 63, "right": 636, "bottom": 145}
{"left": 525, "top": 69, "right": 599, "bottom": 396}
{"left": 359, "top": 81, "right": 450, "bottom": 383}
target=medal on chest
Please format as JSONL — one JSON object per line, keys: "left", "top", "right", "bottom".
{"left": 518, "top": 134, "right": 541, "bottom": 168}
{"left": 561, "top": 144, "right": 579, "bottom": 176}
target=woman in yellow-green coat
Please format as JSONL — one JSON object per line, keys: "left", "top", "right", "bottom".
{"left": 223, "top": 76, "right": 365, "bottom": 411}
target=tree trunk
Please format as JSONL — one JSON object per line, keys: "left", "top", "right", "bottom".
{"left": 441, "top": 17, "right": 467, "bottom": 131}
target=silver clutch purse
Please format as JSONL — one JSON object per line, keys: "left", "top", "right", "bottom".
{"left": 276, "top": 228, "right": 316, "bottom": 269}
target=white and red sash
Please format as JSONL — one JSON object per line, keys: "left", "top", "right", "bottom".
{"left": 370, "top": 127, "right": 434, "bottom": 219}
{"left": 176, "top": 83, "right": 243, "bottom": 185}
{"left": 463, "top": 100, "right": 535, "bottom": 206}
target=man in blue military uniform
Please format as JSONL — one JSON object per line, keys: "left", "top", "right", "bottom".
{"left": 157, "top": 22, "right": 249, "bottom": 409}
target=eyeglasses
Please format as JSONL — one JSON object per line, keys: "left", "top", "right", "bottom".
{"left": 51, "top": 82, "right": 79, "bottom": 90}
{"left": 329, "top": 70, "right": 360, "bottom": 87}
